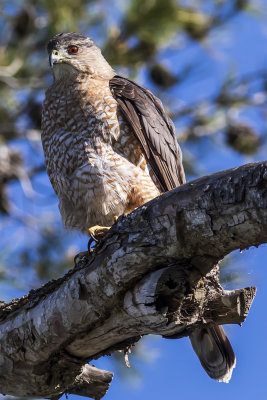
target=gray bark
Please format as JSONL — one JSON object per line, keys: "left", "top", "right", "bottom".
{"left": 0, "top": 160, "right": 265, "bottom": 399}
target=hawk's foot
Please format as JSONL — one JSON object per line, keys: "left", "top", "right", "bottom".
{"left": 88, "top": 225, "right": 111, "bottom": 241}
{"left": 88, "top": 217, "right": 119, "bottom": 244}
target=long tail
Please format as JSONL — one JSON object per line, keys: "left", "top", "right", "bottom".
{"left": 189, "top": 325, "right": 236, "bottom": 383}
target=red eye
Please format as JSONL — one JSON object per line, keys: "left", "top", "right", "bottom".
{"left": 68, "top": 46, "right": 78, "bottom": 54}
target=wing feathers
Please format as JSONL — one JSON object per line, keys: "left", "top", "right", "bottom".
{"left": 110, "top": 75, "right": 185, "bottom": 192}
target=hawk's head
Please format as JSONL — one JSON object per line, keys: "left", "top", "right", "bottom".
{"left": 47, "top": 33, "right": 114, "bottom": 80}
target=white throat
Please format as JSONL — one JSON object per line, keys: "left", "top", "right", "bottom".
{"left": 52, "top": 63, "right": 79, "bottom": 81}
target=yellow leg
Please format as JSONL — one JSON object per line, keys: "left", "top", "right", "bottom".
{"left": 88, "top": 216, "right": 119, "bottom": 243}
{"left": 88, "top": 225, "right": 111, "bottom": 241}
{"left": 75, "top": 218, "right": 120, "bottom": 265}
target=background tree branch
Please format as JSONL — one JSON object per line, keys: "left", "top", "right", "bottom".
{"left": 0, "top": 160, "right": 264, "bottom": 399}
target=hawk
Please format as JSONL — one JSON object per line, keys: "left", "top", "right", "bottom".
{"left": 41, "top": 32, "right": 235, "bottom": 383}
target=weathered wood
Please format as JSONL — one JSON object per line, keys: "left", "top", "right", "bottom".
{"left": 0, "top": 160, "right": 266, "bottom": 399}
{"left": 67, "top": 365, "right": 113, "bottom": 400}
{"left": 155, "top": 264, "right": 257, "bottom": 332}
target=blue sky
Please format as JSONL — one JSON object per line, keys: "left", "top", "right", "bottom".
{"left": 1, "top": 1, "right": 267, "bottom": 399}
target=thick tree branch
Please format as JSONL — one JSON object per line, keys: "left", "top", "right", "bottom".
{"left": 0, "top": 161, "right": 265, "bottom": 399}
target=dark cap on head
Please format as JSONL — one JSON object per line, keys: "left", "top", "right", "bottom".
{"left": 47, "top": 33, "right": 95, "bottom": 53}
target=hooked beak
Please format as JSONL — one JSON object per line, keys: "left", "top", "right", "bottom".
{"left": 49, "top": 50, "right": 63, "bottom": 67}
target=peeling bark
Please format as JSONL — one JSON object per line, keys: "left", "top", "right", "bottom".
{"left": 0, "top": 161, "right": 266, "bottom": 399}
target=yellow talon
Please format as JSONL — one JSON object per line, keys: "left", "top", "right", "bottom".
{"left": 88, "top": 225, "right": 111, "bottom": 241}
{"left": 88, "top": 218, "right": 119, "bottom": 242}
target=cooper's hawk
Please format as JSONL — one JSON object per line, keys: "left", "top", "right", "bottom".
{"left": 41, "top": 32, "right": 235, "bottom": 382}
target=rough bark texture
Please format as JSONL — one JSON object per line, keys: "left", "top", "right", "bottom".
{"left": 1, "top": 160, "right": 266, "bottom": 399}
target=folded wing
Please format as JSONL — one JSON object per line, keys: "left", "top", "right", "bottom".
{"left": 110, "top": 75, "right": 185, "bottom": 192}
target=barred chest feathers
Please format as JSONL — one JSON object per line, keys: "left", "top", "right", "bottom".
{"left": 41, "top": 77, "right": 160, "bottom": 233}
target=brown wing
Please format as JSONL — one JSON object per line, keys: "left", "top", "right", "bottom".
{"left": 109, "top": 75, "right": 185, "bottom": 192}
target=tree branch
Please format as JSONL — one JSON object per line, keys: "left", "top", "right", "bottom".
{"left": 0, "top": 160, "right": 265, "bottom": 399}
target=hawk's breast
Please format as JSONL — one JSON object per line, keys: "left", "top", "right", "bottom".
{"left": 41, "top": 76, "right": 161, "bottom": 231}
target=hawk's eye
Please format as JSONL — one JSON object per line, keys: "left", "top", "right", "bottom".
{"left": 67, "top": 46, "right": 79, "bottom": 54}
